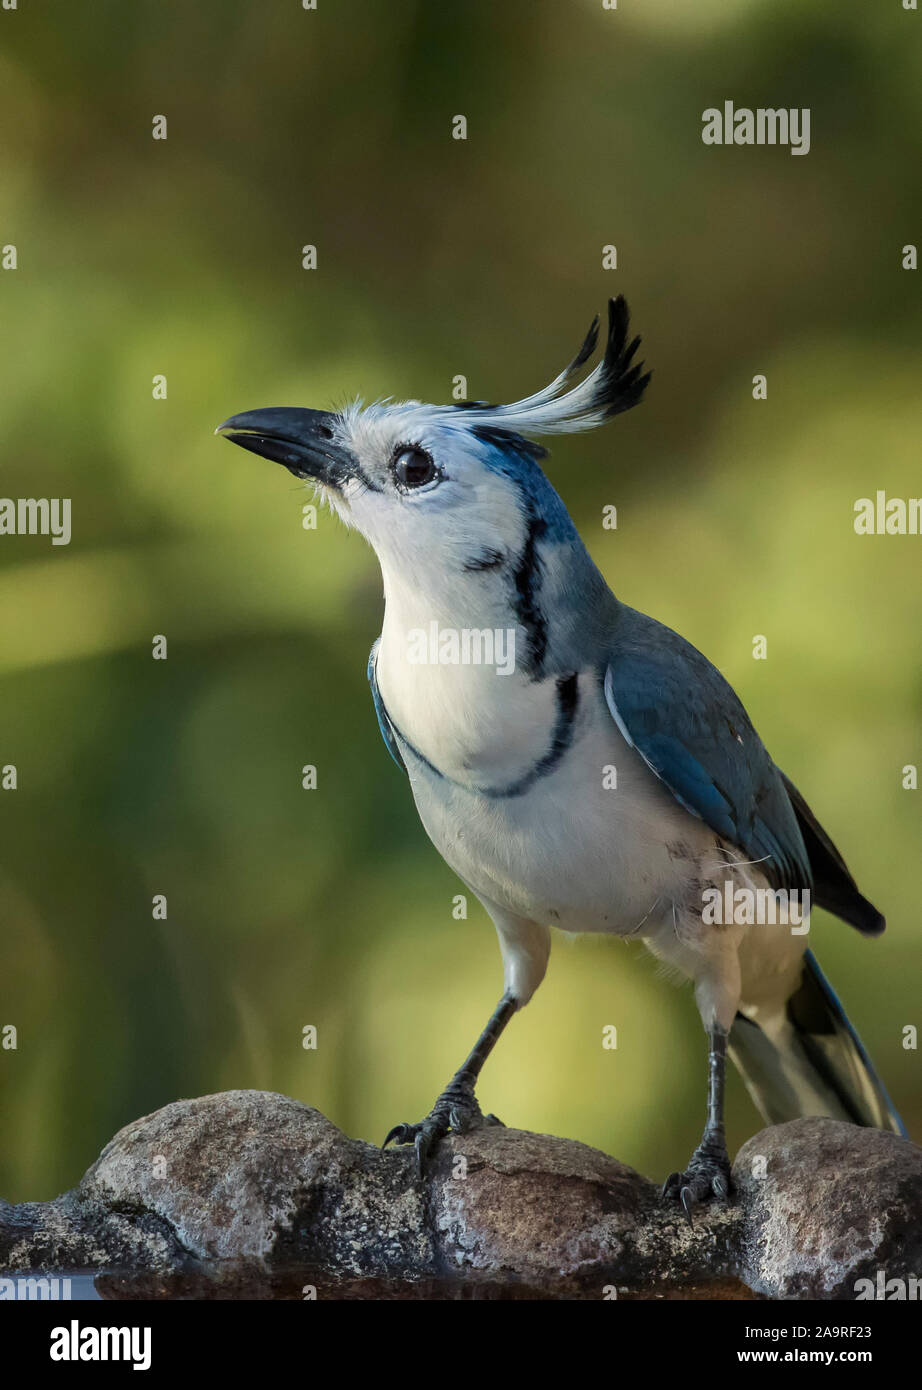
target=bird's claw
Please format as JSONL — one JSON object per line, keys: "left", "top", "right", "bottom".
{"left": 382, "top": 1122, "right": 415, "bottom": 1148}
{"left": 382, "top": 1091, "right": 503, "bottom": 1176}
{"left": 662, "top": 1145, "right": 731, "bottom": 1222}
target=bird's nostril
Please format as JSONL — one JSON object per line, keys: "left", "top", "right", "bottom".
{"left": 317, "top": 424, "right": 333, "bottom": 439}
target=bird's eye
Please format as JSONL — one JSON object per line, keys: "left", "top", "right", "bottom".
{"left": 393, "top": 446, "right": 437, "bottom": 490}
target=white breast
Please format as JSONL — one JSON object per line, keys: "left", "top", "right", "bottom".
{"left": 395, "top": 675, "right": 716, "bottom": 937}
{"left": 376, "top": 639, "right": 564, "bottom": 789}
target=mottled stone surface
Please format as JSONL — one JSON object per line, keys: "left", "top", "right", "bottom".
{"left": 733, "top": 1118, "right": 922, "bottom": 1299}
{"left": 81, "top": 1091, "right": 432, "bottom": 1275}
{"left": 424, "top": 1124, "right": 739, "bottom": 1293}
{"left": 1, "top": 1091, "right": 919, "bottom": 1299}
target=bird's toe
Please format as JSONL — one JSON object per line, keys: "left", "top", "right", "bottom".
{"left": 382, "top": 1121, "right": 416, "bottom": 1149}
{"left": 662, "top": 1148, "right": 731, "bottom": 1221}
{"left": 382, "top": 1087, "right": 499, "bottom": 1174}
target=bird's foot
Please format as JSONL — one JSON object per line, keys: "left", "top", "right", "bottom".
{"left": 662, "top": 1137, "right": 731, "bottom": 1221}
{"left": 383, "top": 1082, "right": 503, "bottom": 1177}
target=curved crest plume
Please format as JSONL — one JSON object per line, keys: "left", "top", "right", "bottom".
{"left": 448, "top": 295, "right": 651, "bottom": 437}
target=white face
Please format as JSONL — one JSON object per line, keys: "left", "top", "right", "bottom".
{"left": 218, "top": 297, "right": 649, "bottom": 592}
{"left": 324, "top": 403, "right": 530, "bottom": 583}
{"left": 219, "top": 296, "right": 649, "bottom": 589}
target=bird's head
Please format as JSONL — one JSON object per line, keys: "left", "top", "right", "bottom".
{"left": 217, "top": 297, "right": 650, "bottom": 614}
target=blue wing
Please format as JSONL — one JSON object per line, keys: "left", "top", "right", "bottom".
{"left": 367, "top": 639, "right": 407, "bottom": 775}
{"left": 603, "top": 605, "right": 810, "bottom": 890}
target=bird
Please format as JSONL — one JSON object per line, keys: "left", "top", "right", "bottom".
{"left": 216, "top": 297, "right": 905, "bottom": 1215}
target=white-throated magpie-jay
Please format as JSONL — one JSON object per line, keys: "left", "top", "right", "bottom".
{"left": 218, "top": 298, "right": 904, "bottom": 1213}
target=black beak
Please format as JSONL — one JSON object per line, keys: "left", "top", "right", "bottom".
{"left": 215, "top": 407, "right": 346, "bottom": 484}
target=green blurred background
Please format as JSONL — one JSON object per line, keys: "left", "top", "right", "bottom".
{"left": 0, "top": 0, "right": 919, "bottom": 1202}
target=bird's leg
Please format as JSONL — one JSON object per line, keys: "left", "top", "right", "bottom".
{"left": 662, "top": 1025, "right": 731, "bottom": 1218}
{"left": 383, "top": 992, "right": 516, "bottom": 1176}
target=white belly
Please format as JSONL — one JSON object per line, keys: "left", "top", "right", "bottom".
{"left": 401, "top": 686, "right": 719, "bottom": 937}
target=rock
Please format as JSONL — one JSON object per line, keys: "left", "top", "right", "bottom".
{"left": 80, "top": 1091, "right": 431, "bottom": 1274}
{"left": 1, "top": 1091, "right": 919, "bottom": 1299}
{"left": 423, "top": 1124, "right": 740, "bottom": 1294}
{"left": 733, "top": 1118, "right": 922, "bottom": 1299}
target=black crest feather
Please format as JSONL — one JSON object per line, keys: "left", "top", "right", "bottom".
{"left": 447, "top": 295, "right": 651, "bottom": 437}
{"left": 593, "top": 296, "right": 652, "bottom": 420}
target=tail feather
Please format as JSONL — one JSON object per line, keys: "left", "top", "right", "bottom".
{"left": 729, "top": 950, "right": 905, "bottom": 1136}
